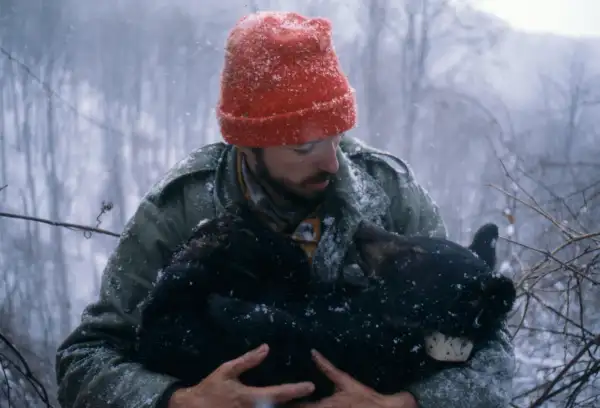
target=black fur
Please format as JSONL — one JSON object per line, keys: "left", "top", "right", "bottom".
{"left": 134, "top": 203, "right": 516, "bottom": 402}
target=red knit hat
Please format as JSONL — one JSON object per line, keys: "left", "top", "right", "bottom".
{"left": 217, "top": 11, "right": 357, "bottom": 148}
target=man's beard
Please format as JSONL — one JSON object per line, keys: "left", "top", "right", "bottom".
{"left": 252, "top": 151, "right": 334, "bottom": 209}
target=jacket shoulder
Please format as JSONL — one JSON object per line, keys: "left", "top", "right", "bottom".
{"left": 145, "top": 142, "right": 228, "bottom": 203}
{"left": 340, "top": 136, "right": 414, "bottom": 187}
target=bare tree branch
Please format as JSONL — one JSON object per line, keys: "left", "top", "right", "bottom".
{"left": 0, "top": 332, "right": 54, "bottom": 407}
{"left": 0, "top": 211, "right": 120, "bottom": 238}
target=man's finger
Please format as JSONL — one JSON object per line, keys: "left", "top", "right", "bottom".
{"left": 289, "top": 395, "right": 339, "bottom": 408}
{"left": 310, "top": 349, "right": 354, "bottom": 390}
{"left": 289, "top": 402, "right": 319, "bottom": 408}
{"left": 250, "top": 382, "right": 316, "bottom": 405}
{"left": 218, "top": 343, "right": 269, "bottom": 378}
{"left": 288, "top": 401, "right": 324, "bottom": 408}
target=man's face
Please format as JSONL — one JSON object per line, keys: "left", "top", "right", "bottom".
{"left": 243, "top": 134, "right": 342, "bottom": 204}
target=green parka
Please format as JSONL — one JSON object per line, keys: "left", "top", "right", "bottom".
{"left": 55, "top": 136, "right": 514, "bottom": 408}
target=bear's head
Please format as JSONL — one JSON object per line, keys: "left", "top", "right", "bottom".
{"left": 353, "top": 221, "right": 516, "bottom": 346}
{"left": 170, "top": 201, "right": 311, "bottom": 290}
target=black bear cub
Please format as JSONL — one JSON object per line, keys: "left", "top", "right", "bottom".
{"left": 134, "top": 203, "right": 516, "bottom": 402}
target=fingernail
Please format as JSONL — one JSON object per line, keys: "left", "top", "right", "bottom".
{"left": 257, "top": 344, "right": 268, "bottom": 354}
{"left": 301, "top": 382, "right": 315, "bottom": 392}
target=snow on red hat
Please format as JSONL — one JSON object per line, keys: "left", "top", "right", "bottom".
{"left": 217, "top": 11, "right": 357, "bottom": 148}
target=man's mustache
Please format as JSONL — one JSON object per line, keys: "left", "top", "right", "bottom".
{"left": 304, "top": 172, "right": 334, "bottom": 184}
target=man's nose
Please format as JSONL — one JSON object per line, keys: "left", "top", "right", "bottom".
{"left": 317, "top": 140, "right": 339, "bottom": 174}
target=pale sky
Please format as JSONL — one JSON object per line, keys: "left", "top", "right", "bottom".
{"left": 476, "top": 0, "right": 600, "bottom": 37}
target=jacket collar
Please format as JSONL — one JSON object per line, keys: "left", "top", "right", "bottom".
{"left": 211, "top": 145, "right": 391, "bottom": 282}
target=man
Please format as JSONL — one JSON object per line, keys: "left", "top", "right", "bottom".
{"left": 55, "top": 11, "right": 515, "bottom": 408}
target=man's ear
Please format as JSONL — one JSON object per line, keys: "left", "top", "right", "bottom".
{"left": 236, "top": 146, "right": 253, "bottom": 156}
{"left": 237, "top": 146, "right": 261, "bottom": 169}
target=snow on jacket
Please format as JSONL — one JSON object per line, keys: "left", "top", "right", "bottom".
{"left": 55, "top": 135, "right": 515, "bottom": 408}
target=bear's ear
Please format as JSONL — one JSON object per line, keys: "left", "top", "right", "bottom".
{"left": 354, "top": 221, "right": 426, "bottom": 276}
{"left": 468, "top": 223, "right": 499, "bottom": 270}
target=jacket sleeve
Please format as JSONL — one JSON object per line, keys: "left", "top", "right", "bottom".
{"left": 389, "top": 175, "right": 516, "bottom": 407}
{"left": 55, "top": 194, "right": 191, "bottom": 408}
{"left": 393, "top": 178, "right": 448, "bottom": 239}
{"left": 405, "top": 326, "right": 515, "bottom": 408}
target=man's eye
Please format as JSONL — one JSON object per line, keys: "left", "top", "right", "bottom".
{"left": 294, "top": 143, "right": 316, "bottom": 154}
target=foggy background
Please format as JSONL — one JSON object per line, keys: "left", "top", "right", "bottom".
{"left": 0, "top": 0, "right": 599, "bottom": 407}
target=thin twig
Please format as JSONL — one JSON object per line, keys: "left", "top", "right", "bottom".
{"left": 488, "top": 183, "right": 579, "bottom": 238}
{"left": 0, "top": 332, "right": 53, "bottom": 407}
{"left": 0, "top": 211, "right": 120, "bottom": 238}
{"left": 529, "top": 334, "right": 600, "bottom": 408}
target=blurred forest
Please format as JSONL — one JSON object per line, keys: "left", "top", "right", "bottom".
{"left": 0, "top": 0, "right": 598, "bottom": 407}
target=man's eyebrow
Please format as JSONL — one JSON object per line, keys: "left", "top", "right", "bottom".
{"left": 293, "top": 140, "right": 320, "bottom": 149}
{"left": 291, "top": 134, "right": 342, "bottom": 150}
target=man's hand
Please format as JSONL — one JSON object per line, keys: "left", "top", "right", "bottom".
{"left": 293, "top": 350, "right": 418, "bottom": 408}
{"left": 168, "top": 344, "right": 315, "bottom": 408}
